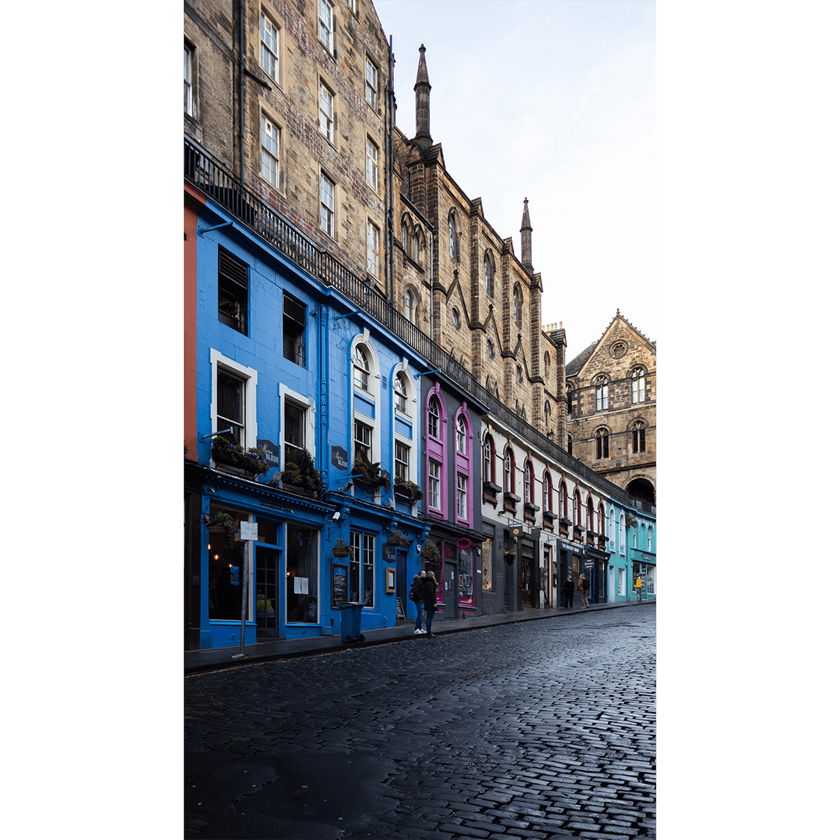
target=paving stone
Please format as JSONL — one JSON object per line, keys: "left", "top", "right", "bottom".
{"left": 185, "top": 607, "right": 656, "bottom": 839}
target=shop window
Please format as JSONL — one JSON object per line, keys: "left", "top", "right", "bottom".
{"left": 207, "top": 505, "right": 247, "bottom": 621}
{"left": 458, "top": 546, "right": 474, "bottom": 605}
{"left": 286, "top": 523, "right": 318, "bottom": 623}
{"left": 646, "top": 570, "right": 656, "bottom": 595}
{"left": 349, "top": 530, "right": 374, "bottom": 607}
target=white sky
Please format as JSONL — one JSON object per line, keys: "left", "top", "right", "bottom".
{"left": 376, "top": 0, "right": 656, "bottom": 359}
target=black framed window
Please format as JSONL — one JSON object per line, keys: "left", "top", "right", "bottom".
{"left": 218, "top": 249, "right": 248, "bottom": 334}
{"left": 283, "top": 293, "right": 306, "bottom": 365}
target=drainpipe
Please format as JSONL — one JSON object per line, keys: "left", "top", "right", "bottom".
{"left": 238, "top": 0, "right": 246, "bottom": 185}
{"left": 386, "top": 36, "right": 395, "bottom": 305}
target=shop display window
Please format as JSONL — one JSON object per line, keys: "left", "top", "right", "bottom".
{"left": 207, "top": 505, "right": 247, "bottom": 621}
{"left": 286, "top": 523, "right": 318, "bottom": 623}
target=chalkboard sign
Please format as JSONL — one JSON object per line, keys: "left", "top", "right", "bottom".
{"left": 331, "top": 564, "right": 348, "bottom": 608}
{"left": 396, "top": 597, "right": 405, "bottom": 620}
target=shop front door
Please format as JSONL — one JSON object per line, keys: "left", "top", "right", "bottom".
{"left": 444, "top": 560, "right": 458, "bottom": 619}
{"left": 518, "top": 536, "right": 537, "bottom": 609}
{"left": 255, "top": 547, "right": 281, "bottom": 636}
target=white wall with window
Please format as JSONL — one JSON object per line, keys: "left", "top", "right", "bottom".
{"left": 210, "top": 350, "right": 258, "bottom": 452}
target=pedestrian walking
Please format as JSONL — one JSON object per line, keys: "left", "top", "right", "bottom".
{"left": 577, "top": 573, "right": 589, "bottom": 608}
{"left": 421, "top": 571, "right": 439, "bottom": 637}
{"left": 409, "top": 571, "right": 427, "bottom": 634}
{"left": 636, "top": 574, "right": 644, "bottom": 603}
{"left": 561, "top": 576, "right": 575, "bottom": 609}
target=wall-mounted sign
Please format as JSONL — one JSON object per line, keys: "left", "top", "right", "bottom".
{"left": 331, "top": 564, "right": 348, "bottom": 608}
{"left": 456, "top": 538, "right": 472, "bottom": 550}
{"left": 239, "top": 521, "right": 259, "bottom": 541}
{"left": 256, "top": 439, "right": 280, "bottom": 468}
{"left": 331, "top": 445, "right": 348, "bottom": 471}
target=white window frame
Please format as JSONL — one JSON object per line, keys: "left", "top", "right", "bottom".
{"left": 394, "top": 439, "right": 412, "bottom": 481}
{"left": 456, "top": 415, "right": 467, "bottom": 454}
{"left": 184, "top": 45, "right": 194, "bottom": 116}
{"left": 353, "top": 418, "right": 372, "bottom": 464}
{"left": 619, "top": 512, "right": 626, "bottom": 555}
{"left": 319, "top": 80, "right": 335, "bottom": 144}
{"left": 618, "top": 567, "right": 626, "bottom": 596}
{"left": 647, "top": 526, "right": 652, "bottom": 551}
{"left": 394, "top": 371, "right": 408, "bottom": 414}
{"left": 279, "top": 383, "right": 316, "bottom": 468}
{"left": 366, "top": 220, "right": 380, "bottom": 277}
{"left": 260, "top": 12, "right": 280, "bottom": 83}
{"left": 365, "top": 56, "right": 378, "bottom": 109}
{"left": 457, "top": 472, "right": 468, "bottom": 520}
{"left": 353, "top": 345, "right": 370, "bottom": 392}
{"left": 609, "top": 508, "right": 616, "bottom": 549}
{"left": 260, "top": 114, "right": 280, "bottom": 188}
{"left": 347, "top": 0, "right": 357, "bottom": 13}
{"left": 366, "top": 137, "right": 379, "bottom": 189}
{"left": 504, "top": 450, "right": 512, "bottom": 493}
{"left": 318, "top": 0, "right": 334, "bottom": 52}
{"left": 428, "top": 460, "right": 441, "bottom": 509}
{"left": 428, "top": 397, "right": 440, "bottom": 439}
{"left": 320, "top": 173, "right": 335, "bottom": 237}
{"left": 210, "top": 350, "right": 258, "bottom": 453}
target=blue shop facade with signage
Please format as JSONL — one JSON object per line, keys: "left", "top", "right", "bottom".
{"left": 184, "top": 196, "right": 430, "bottom": 650}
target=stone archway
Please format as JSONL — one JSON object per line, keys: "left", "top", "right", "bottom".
{"left": 627, "top": 477, "right": 655, "bottom": 504}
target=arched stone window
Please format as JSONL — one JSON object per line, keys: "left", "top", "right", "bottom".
{"left": 631, "top": 367, "right": 646, "bottom": 404}
{"left": 544, "top": 351, "right": 551, "bottom": 375}
{"left": 353, "top": 345, "right": 370, "bottom": 391}
{"left": 574, "top": 490, "right": 581, "bottom": 525}
{"left": 513, "top": 284, "right": 523, "bottom": 327}
{"left": 587, "top": 497, "right": 594, "bottom": 531}
{"left": 595, "top": 376, "right": 609, "bottom": 411}
{"left": 560, "top": 482, "right": 567, "bottom": 519}
{"left": 404, "top": 288, "right": 419, "bottom": 325}
{"left": 401, "top": 221, "right": 408, "bottom": 252}
{"left": 484, "top": 252, "right": 494, "bottom": 296}
{"left": 596, "top": 427, "right": 609, "bottom": 459}
{"left": 632, "top": 420, "right": 646, "bottom": 453}
{"left": 483, "top": 434, "right": 495, "bottom": 483}
{"left": 524, "top": 461, "right": 533, "bottom": 503}
{"left": 504, "top": 448, "right": 513, "bottom": 494}
{"left": 599, "top": 503, "right": 605, "bottom": 535}
{"left": 543, "top": 471, "right": 553, "bottom": 512}
{"left": 448, "top": 212, "right": 457, "bottom": 260}
{"left": 544, "top": 400, "right": 551, "bottom": 432}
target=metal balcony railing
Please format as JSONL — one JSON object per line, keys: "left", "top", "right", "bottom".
{"left": 185, "top": 138, "right": 640, "bottom": 509}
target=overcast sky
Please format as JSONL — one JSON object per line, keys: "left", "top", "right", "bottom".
{"left": 376, "top": 0, "right": 656, "bottom": 359}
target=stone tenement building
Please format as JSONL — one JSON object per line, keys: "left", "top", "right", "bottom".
{"left": 565, "top": 311, "right": 656, "bottom": 504}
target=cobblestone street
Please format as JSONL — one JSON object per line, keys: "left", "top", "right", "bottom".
{"left": 185, "top": 605, "right": 655, "bottom": 840}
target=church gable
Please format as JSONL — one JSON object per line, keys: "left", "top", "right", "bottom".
{"left": 576, "top": 312, "right": 655, "bottom": 383}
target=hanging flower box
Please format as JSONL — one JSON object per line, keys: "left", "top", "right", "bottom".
{"left": 394, "top": 478, "right": 423, "bottom": 501}
{"left": 384, "top": 529, "right": 413, "bottom": 548}
{"left": 420, "top": 539, "right": 441, "bottom": 563}
{"left": 281, "top": 449, "right": 322, "bottom": 497}
{"left": 331, "top": 539, "right": 351, "bottom": 558}
{"left": 203, "top": 512, "right": 237, "bottom": 546}
{"left": 212, "top": 437, "right": 270, "bottom": 475}
{"left": 352, "top": 460, "right": 391, "bottom": 491}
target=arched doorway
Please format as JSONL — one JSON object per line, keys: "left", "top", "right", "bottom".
{"left": 627, "top": 477, "right": 655, "bottom": 505}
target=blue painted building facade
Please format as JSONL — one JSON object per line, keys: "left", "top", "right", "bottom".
{"left": 185, "top": 189, "right": 430, "bottom": 650}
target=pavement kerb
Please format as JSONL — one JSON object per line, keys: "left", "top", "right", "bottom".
{"left": 185, "top": 600, "right": 655, "bottom": 674}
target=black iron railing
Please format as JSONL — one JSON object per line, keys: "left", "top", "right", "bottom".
{"left": 185, "top": 138, "right": 639, "bottom": 508}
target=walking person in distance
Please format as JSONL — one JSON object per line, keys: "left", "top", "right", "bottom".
{"left": 421, "top": 571, "right": 439, "bottom": 637}
{"left": 577, "top": 573, "right": 589, "bottom": 609}
{"left": 410, "top": 571, "right": 427, "bottom": 634}
{"left": 561, "top": 576, "right": 575, "bottom": 609}
{"left": 636, "top": 574, "right": 644, "bottom": 603}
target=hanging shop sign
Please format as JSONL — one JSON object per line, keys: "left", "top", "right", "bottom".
{"left": 256, "top": 439, "right": 280, "bottom": 468}
{"left": 331, "top": 445, "right": 349, "bottom": 471}
{"left": 456, "top": 538, "right": 472, "bottom": 550}
{"left": 558, "top": 539, "right": 582, "bottom": 555}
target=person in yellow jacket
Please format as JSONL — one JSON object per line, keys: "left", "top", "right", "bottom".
{"left": 635, "top": 575, "right": 643, "bottom": 602}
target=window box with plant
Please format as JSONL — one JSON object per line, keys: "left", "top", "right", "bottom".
{"left": 393, "top": 476, "right": 423, "bottom": 501}
{"left": 281, "top": 448, "right": 323, "bottom": 497}
{"left": 384, "top": 529, "right": 412, "bottom": 548}
{"left": 212, "top": 436, "right": 270, "bottom": 475}
{"left": 352, "top": 460, "right": 391, "bottom": 491}
{"left": 203, "top": 512, "right": 238, "bottom": 546}
{"left": 420, "top": 539, "right": 441, "bottom": 563}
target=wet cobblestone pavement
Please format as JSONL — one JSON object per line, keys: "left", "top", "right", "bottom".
{"left": 185, "top": 605, "right": 656, "bottom": 839}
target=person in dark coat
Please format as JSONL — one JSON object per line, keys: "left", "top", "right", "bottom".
{"left": 577, "top": 574, "right": 590, "bottom": 609}
{"left": 409, "top": 571, "right": 427, "bottom": 634}
{"left": 421, "top": 571, "right": 439, "bottom": 637}
{"left": 561, "top": 577, "right": 575, "bottom": 609}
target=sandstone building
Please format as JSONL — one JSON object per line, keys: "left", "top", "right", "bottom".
{"left": 565, "top": 311, "right": 656, "bottom": 506}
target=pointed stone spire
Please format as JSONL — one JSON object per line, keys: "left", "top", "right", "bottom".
{"left": 414, "top": 44, "right": 432, "bottom": 152}
{"left": 520, "top": 198, "right": 533, "bottom": 272}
